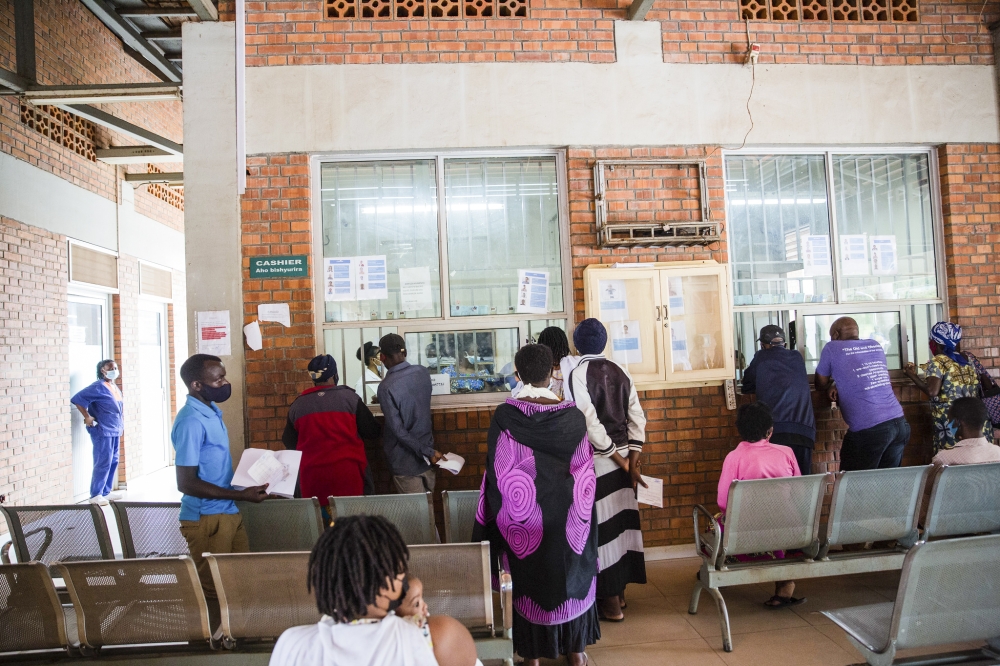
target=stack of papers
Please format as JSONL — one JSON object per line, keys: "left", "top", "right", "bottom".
{"left": 637, "top": 475, "right": 663, "bottom": 508}
{"left": 436, "top": 453, "right": 465, "bottom": 475}
{"left": 232, "top": 449, "right": 302, "bottom": 498}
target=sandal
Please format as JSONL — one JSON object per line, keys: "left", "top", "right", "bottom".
{"left": 619, "top": 592, "right": 627, "bottom": 610}
{"left": 598, "top": 611, "right": 625, "bottom": 622}
{"left": 763, "top": 595, "right": 806, "bottom": 609}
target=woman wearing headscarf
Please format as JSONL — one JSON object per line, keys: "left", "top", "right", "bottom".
{"left": 71, "top": 359, "right": 125, "bottom": 505}
{"left": 903, "top": 322, "right": 993, "bottom": 452}
{"left": 283, "top": 355, "right": 381, "bottom": 515}
{"left": 354, "top": 341, "right": 382, "bottom": 405}
{"left": 474, "top": 344, "right": 599, "bottom": 666}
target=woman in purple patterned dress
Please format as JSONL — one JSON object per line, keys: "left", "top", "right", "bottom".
{"left": 473, "top": 344, "right": 600, "bottom": 666}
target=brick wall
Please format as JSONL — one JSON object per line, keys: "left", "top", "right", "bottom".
{"left": 223, "top": 0, "right": 994, "bottom": 65}
{"left": 0, "top": 217, "right": 73, "bottom": 508}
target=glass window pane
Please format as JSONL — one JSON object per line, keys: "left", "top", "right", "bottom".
{"left": 734, "top": 310, "right": 790, "bottom": 380}
{"left": 405, "top": 328, "right": 517, "bottom": 394}
{"left": 323, "top": 326, "right": 397, "bottom": 406}
{"left": 321, "top": 161, "right": 441, "bottom": 322}
{"left": 444, "top": 158, "right": 563, "bottom": 317}
{"left": 666, "top": 275, "right": 725, "bottom": 373}
{"left": 725, "top": 155, "right": 834, "bottom": 306}
{"left": 527, "top": 319, "right": 567, "bottom": 344}
{"left": 907, "top": 303, "right": 943, "bottom": 369}
{"left": 802, "top": 312, "right": 902, "bottom": 373}
{"left": 833, "top": 154, "right": 937, "bottom": 302}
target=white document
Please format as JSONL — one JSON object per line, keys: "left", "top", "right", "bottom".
{"left": 636, "top": 475, "right": 663, "bottom": 508}
{"left": 356, "top": 255, "right": 389, "bottom": 301}
{"left": 197, "top": 310, "right": 232, "bottom": 356}
{"left": 430, "top": 373, "right": 451, "bottom": 395}
{"left": 324, "top": 258, "right": 355, "bottom": 302}
{"left": 243, "top": 320, "right": 262, "bottom": 351}
{"left": 871, "top": 235, "right": 898, "bottom": 275}
{"left": 232, "top": 449, "right": 302, "bottom": 499}
{"left": 803, "top": 235, "right": 832, "bottom": 277}
{"left": 839, "top": 234, "right": 869, "bottom": 276}
{"left": 258, "top": 303, "right": 291, "bottom": 327}
{"left": 598, "top": 279, "right": 629, "bottom": 321}
{"left": 515, "top": 269, "right": 549, "bottom": 314}
{"left": 609, "top": 320, "right": 643, "bottom": 365}
{"left": 667, "top": 277, "right": 685, "bottom": 315}
{"left": 399, "top": 266, "right": 433, "bottom": 312}
{"left": 436, "top": 453, "right": 466, "bottom": 475}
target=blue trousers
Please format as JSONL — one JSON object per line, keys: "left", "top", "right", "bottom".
{"left": 90, "top": 434, "right": 120, "bottom": 498}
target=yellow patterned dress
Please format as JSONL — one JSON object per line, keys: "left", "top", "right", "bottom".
{"left": 924, "top": 354, "right": 993, "bottom": 452}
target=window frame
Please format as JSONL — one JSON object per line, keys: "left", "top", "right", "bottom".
{"left": 723, "top": 146, "right": 948, "bottom": 375}
{"left": 309, "top": 148, "right": 575, "bottom": 409}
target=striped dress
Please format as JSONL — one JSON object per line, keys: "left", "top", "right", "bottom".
{"left": 566, "top": 354, "right": 648, "bottom": 598}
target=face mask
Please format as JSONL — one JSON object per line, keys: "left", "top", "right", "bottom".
{"left": 946, "top": 420, "right": 959, "bottom": 440}
{"left": 200, "top": 383, "right": 232, "bottom": 404}
{"left": 386, "top": 575, "right": 409, "bottom": 613}
{"left": 104, "top": 369, "right": 119, "bottom": 380}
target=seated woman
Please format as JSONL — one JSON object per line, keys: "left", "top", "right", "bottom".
{"left": 270, "top": 515, "right": 478, "bottom": 666}
{"left": 474, "top": 344, "right": 599, "bottom": 666}
{"left": 717, "top": 402, "right": 803, "bottom": 609}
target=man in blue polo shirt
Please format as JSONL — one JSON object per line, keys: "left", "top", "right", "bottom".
{"left": 172, "top": 354, "right": 268, "bottom": 597}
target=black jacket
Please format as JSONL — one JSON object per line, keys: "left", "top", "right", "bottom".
{"left": 741, "top": 346, "right": 816, "bottom": 442}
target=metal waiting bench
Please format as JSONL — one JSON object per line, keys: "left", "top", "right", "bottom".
{"left": 329, "top": 492, "right": 437, "bottom": 545}
{"left": 110, "top": 501, "right": 188, "bottom": 558}
{"left": 821, "top": 534, "right": 1000, "bottom": 666}
{"left": 690, "top": 466, "right": 932, "bottom": 652}
{"left": 923, "top": 461, "right": 1000, "bottom": 540}
{"left": 0, "top": 504, "right": 115, "bottom": 567}
{"left": 235, "top": 498, "right": 326, "bottom": 552}
{"left": 0, "top": 562, "right": 76, "bottom": 656}
{"left": 441, "top": 489, "right": 480, "bottom": 544}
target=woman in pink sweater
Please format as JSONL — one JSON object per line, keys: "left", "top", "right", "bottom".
{"left": 717, "top": 402, "right": 803, "bottom": 609}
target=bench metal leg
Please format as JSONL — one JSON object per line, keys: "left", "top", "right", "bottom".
{"left": 705, "top": 587, "right": 734, "bottom": 652}
{"left": 688, "top": 579, "right": 703, "bottom": 615}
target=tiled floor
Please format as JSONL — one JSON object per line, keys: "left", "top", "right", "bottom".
{"left": 532, "top": 557, "right": 996, "bottom": 666}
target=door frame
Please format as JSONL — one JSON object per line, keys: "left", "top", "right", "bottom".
{"left": 138, "top": 298, "right": 172, "bottom": 473}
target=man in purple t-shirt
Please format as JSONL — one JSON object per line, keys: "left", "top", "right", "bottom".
{"left": 815, "top": 317, "right": 909, "bottom": 471}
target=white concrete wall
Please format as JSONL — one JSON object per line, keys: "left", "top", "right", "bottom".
{"left": 245, "top": 61, "right": 998, "bottom": 154}
{"left": 118, "top": 184, "right": 186, "bottom": 272}
{"left": 182, "top": 21, "right": 247, "bottom": 458}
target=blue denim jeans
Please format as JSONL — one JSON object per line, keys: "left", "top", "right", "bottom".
{"left": 840, "top": 416, "right": 910, "bottom": 471}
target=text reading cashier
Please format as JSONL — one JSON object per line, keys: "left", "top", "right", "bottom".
{"left": 171, "top": 354, "right": 269, "bottom": 601}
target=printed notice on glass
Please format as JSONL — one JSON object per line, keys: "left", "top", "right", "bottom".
{"left": 516, "top": 269, "right": 549, "bottom": 314}
{"left": 668, "top": 277, "right": 686, "bottom": 315}
{"left": 324, "top": 258, "right": 355, "bottom": 302}
{"left": 197, "top": 310, "right": 231, "bottom": 356}
{"left": 610, "top": 320, "right": 643, "bottom": 365}
{"left": 871, "top": 235, "right": 898, "bottom": 276}
{"left": 803, "top": 235, "right": 832, "bottom": 277}
{"left": 598, "top": 279, "right": 628, "bottom": 321}
{"left": 399, "top": 266, "right": 433, "bottom": 312}
{"left": 840, "top": 234, "right": 869, "bottom": 276}
{"left": 671, "top": 320, "right": 692, "bottom": 372}
{"left": 637, "top": 475, "right": 663, "bottom": 508}
{"left": 356, "top": 255, "right": 389, "bottom": 301}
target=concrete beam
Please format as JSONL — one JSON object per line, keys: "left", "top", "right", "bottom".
{"left": 125, "top": 171, "right": 183, "bottom": 185}
{"left": 78, "top": 0, "right": 182, "bottom": 82}
{"left": 14, "top": 0, "right": 36, "bottom": 82}
{"left": 23, "top": 82, "right": 182, "bottom": 104}
{"left": 0, "top": 68, "right": 29, "bottom": 93}
{"left": 142, "top": 28, "right": 183, "bottom": 41}
{"left": 186, "top": 0, "right": 220, "bottom": 22}
{"left": 96, "top": 146, "right": 183, "bottom": 164}
{"left": 118, "top": 7, "right": 199, "bottom": 17}
{"left": 627, "top": 0, "right": 656, "bottom": 20}
{"left": 56, "top": 103, "right": 183, "bottom": 156}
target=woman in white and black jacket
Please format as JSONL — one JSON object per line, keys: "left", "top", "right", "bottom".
{"left": 565, "top": 318, "right": 648, "bottom": 623}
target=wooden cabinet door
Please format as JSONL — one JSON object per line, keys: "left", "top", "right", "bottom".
{"left": 584, "top": 268, "right": 665, "bottom": 385}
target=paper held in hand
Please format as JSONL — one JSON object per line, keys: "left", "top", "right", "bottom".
{"left": 636, "top": 475, "right": 663, "bottom": 508}
{"left": 232, "top": 449, "right": 302, "bottom": 499}
{"left": 436, "top": 453, "right": 465, "bottom": 475}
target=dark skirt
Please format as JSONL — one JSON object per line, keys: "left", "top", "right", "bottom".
{"left": 595, "top": 457, "right": 646, "bottom": 598}
{"left": 513, "top": 603, "right": 601, "bottom": 660}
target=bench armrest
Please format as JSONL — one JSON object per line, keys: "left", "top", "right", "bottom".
{"left": 693, "top": 505, "right": 721, "bottom": 567}
{"left": 0, "top": 540, "right": 11, "bottom": 564}
{"left": 498, "top": 570, "right": 513, "bottom": 639}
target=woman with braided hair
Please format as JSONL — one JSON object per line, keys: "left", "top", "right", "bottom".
{"left": 269, "top": 514, "right": 478, "bottom": 666}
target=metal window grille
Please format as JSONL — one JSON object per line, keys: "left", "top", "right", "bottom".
{"left": 326, "top": 0, "right": 523, "bottom": 18}
{"left": 741, "top": 0, "right": 917, "bottom": 21}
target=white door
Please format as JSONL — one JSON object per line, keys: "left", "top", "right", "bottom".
{"left": 138, "top": 303, "right": 170, "bottom": 475}
{"left": 69, "top": 295, "right": 110, "bottom": 501}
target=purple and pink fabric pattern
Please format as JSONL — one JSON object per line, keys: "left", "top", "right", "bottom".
{"left": 566, "top": 436, "right": 596, "bottom": 555}
{"left": 495, "top": 430, "right": 544, "bottom": 559}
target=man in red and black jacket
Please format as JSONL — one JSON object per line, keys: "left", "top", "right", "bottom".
{"left": 283, "top": 355, "right": 381, "bottom": 506}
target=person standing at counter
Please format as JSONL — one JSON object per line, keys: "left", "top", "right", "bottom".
{"left": 71, "top": 359, "right": 125, "bottom": 505}
{"left": 354, "top": 342, "right": 382, "bottom": 404}
{"left": 376, "top": 333, "right": 444, "bottom": 494}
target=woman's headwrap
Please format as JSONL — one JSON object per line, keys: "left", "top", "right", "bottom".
{"left": 573, "top": 318, "right": 608, "bottom": 356}
{"left": 308, "top": 354, "right": 338, "bottom": 382}
{"left": 930, "top": 322, "right": 968, "bottom": 366}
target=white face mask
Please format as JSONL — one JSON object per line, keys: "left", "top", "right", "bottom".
{"left": 105, "top": 369, "right": 119, "bottom": 380}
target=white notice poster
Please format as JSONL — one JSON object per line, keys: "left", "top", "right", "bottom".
{"left": 840, "top": 234, "right": 869, "bottom": 276}
{"left": 803, "top": 235, "right": 832, "bottom": 277}
{"left": 609, "top": 320, "right": 643, "bottom": 365}
{"left": 430, "top": 373, "right": 451, "bottom": 395}
{"left": 516, "top": 269, "right": 549, "bottom": 314}
{"left": 598, "top": 279, "right": 629, "bottom": 321}
{"left": 399, "top": 266, "right": 433, "bottom": 312}
{"left": 871, "top": 236, "right": 898, "bottom": 275}
{"left": 243, "top": 320, "right": 262, "bottom": 351}
{"left": 197, "top": 310, "right": 232, "bottom": 356}
{"left": 324, "top": 258, "right": 355, "bottom": 301}
{"left": 356, "top": 255, "right": 389, "bottom": 301}
{"left": 258, "top": 303, "right": 291, "bottom": 327}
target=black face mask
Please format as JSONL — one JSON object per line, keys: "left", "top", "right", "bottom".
{"left": 386, "top": 575, "right": 409, "bottom": 613}
{"left": 199, "top": 383, "right": 232, "bottom": 404}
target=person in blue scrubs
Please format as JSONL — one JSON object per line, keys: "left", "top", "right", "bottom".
{"left": 71, "top": 359, "right": 124, "bottom": 506}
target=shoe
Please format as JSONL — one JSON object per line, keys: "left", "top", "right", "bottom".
{"left": 89, "top": 495, "right": 109, "bottom": 506}
{"left": 104, "top": 491, "right": 124, "bottom": 501}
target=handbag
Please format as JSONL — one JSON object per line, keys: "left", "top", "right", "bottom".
{"left": 966, "top": 353, "right": 1000, "bottom": 427}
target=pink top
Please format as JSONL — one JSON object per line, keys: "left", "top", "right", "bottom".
{"left": 932, "top": 438, "right": 1000, "bottom": 466}
{"left": 717, "top": 440, "right": 801, "bottom": 512}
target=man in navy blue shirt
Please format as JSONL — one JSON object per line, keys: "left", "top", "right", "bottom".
{"left": 741, "top": 325, "right": 816, "bottom": 475}
{"left": 172, "top": 354, "right": 268, "bottom": 598}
